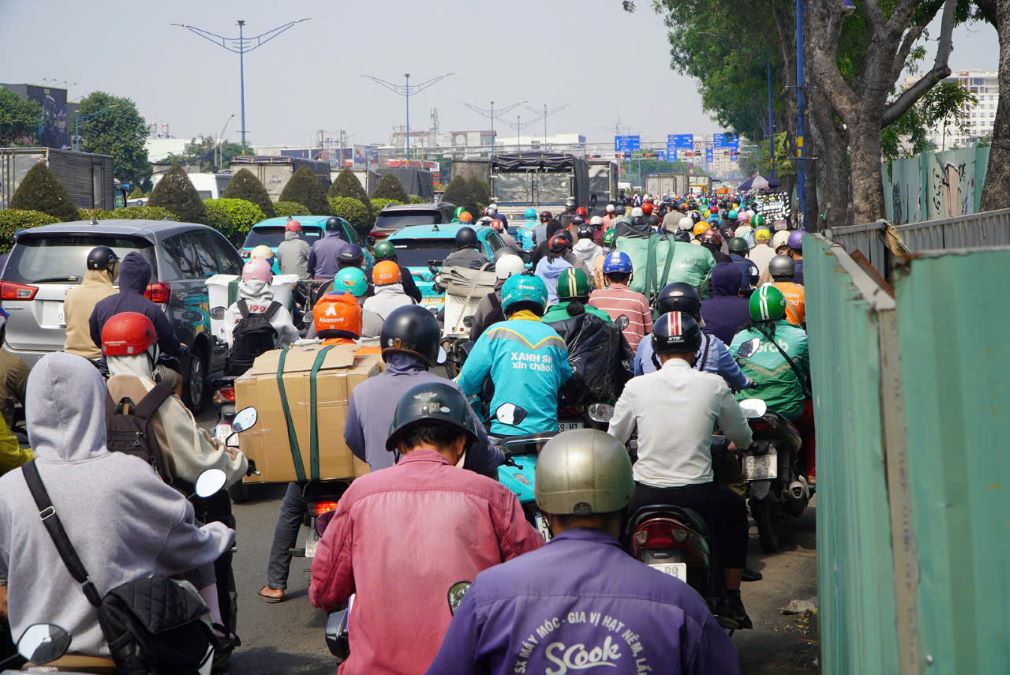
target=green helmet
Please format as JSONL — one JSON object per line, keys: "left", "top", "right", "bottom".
{"left": 749, "top": 284, "right": 788, "bottom": 322}
{"left": 334, "top": 267, "right": 368, "bottom": 298}
{"left": 374, "top": 240, "right": 396, "bottom": 261}
{"left": 557, "top": 268, "right": 591, "bottom": 300}
{"left": 453, "top": 206, "right": 466, "bottom": 219}
{"left": 728, "top": 209, "right": 739, "bottom": 221}
{"left": 500, "top": 273, "right": 547, "bottom": 316}
{"left": 535, "top": 429, "right": 634, "bottom": 515}
{"left": 386, "top": 382, "right": 479, "bottom": 451}
{"left": 602, "top": 228, "right": 616, "bottom": 248}
{"left": 753, "top": 214, "right": 765, "bottom": 227}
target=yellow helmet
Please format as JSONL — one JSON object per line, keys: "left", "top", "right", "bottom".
{"left": 250, "top": 245, "right": 274, "bottom": 261}
{"left": 692, "top": 222, "right": 710, "bottom": 238}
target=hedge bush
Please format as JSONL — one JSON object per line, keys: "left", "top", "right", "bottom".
{"left": 327, "top": 197, "right": 371, "bottom": 236}
{"left": 0, "top": 209, "right": 59, "bottom": 252}
{"left": 467, "top": 177, "right": 492, "bottom": 215}
{"left": 148, "top": 165, "right": 207, "bottom": 223}
{"left": 442, "top": 176, "right": 474, "bottom": 216}
{"left": 222, "top": 168, "right": 275, "bottom": 217}
{"left": 203, "top": 198, "right": 266, "bottom": 245}
{"left": 273, "top": 201, "right": 309, "bottom": 218}
{"left": 372, "top": 173, "right": 408, "bottom": 202}
{"left": 279, "top": 167, "right": 330, "bottom": 215}
{"left": 10, "top": 163, "right": 80, "bottom": 222}
{"left": 329, "top": 169, "right": 371, "bottom": 210}
{"left": 369, "top": 198, "right": 403, "bottom": 214}
{"left": 80, "top": 205, "right": 178, "bottom": 222}
{"left": 408, "top": 195, "right": 425, "bottom": 204}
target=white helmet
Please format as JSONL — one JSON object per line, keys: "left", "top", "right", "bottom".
{"left": 589, "top": 215, "right": 604, "bottom": 226}
{"left": 631, "top": 207, "right": 644, "bottom": 218}
{"left": 486, "top": 203, "right": 498, "bottom": 214}
{"left": 678, "top": 216, "right": 694, "bottom": 231}
{"left": 494, "top": 254, "right": 526, "bottom": 281}
{"left": 605, "top": 204, "right": 615, "bottom": 213}
{"left": 772, "top": 229, "right": 791, "bottom": 250}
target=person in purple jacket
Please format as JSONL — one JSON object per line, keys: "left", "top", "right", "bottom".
{"left": 427, "top": 429, "right": 740, "bottom": 675}
{"left": 700, "top": 263, "right": 752, "bottom": 345}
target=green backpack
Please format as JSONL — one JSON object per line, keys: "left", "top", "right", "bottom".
{"left": 616, "top": 233, "right": 716, "bottom": 300}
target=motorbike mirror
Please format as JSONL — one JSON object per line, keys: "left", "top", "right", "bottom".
{"left": 736, "top": 338, "right": 761, "bottom": 360}
{"left": 17, "top": 624, "right": 71, "bottom": 665}
{"left": 615, "top": 315, "right": 630, "bottom": 330}
{"left": 586, "top": 403, "right": 615, "bottom": 424}
{"left": 231, "top": 407, "right": 257, "bottom": 433}
{"left": 447, "top": 581, "right": 471, "bottom": 616}
{"left": 194, "top": 469, "right": 227, "bottom": 498}
{"left": 494, "top": 403, "right": 528, "bottom": 426}
{"left": 210, "top": 306, "right": 226, "bottom": 321}
{"left": 738, "top": 398, "right": 768, "bottom": 419}
{"left": 437, "top": 347, "right": 447, "bottom": 365}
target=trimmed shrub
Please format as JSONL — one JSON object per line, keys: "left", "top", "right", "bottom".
{"left": 10, "top": 163, "right": 80, "bottom": 222}
{"left": 327, "top": 197, "right": 371, "bottom": 236}
{"left": 80, "top": 206, "right": 178, "bottom": 222}
{"left": 369, "top": 198, "right": 403, "bottom": 215}
{"left": 372, "top": 173, "right": 408, "bottom": 202}
{"left": 279, "top": 167, "right": 330, "bottom": 215}
{"left": 274, "top": 201, "right": 309, "bottom": 218}
{"left": 329, "top": 169, "right": 371, "bottom": 210}
{"left": 442, "top": 176, "right": 473, "bottom": 215}
{"left": 203, "top": 198, "right": 266, "bottom": 245}
{"left": 408, "top": 195, "right": 425, "bottom": 204}
{"left": 467, "top": 177, "right": 492, "bottom": 215}
{"left": 222, "top": 168, "right": 275, "bottom": 217}
{"left": 0, "top": 209, "right": 59, "bottom": 252}
{"left": 148, "top": 164, "right": 207, "bottom": 223}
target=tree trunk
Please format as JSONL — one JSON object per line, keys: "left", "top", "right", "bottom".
{"left": 980, "top": 2, "right": 1010, "bottom": 211}
{"left": 849, "top": 123, "right": 886, "bottom": 224}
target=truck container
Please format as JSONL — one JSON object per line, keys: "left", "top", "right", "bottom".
{"left": 489, "top": 153, "right": 589, "bottom": 222}
{"left": 644, "top": 173, "right": 690, "bottom": 197}
{"left": 151, "top": 171, "right": 231, "bottom": 199}
{"left": 229, "top": 155, "right": 331, "bottom": 201}
{"left": 0, "top": 147, "right": 115, "bottom": 211}
{"left": 450, "top": 159, "right": 491, "bottom": 185}
{"left": 587, "top": 159, "right": 619, "bottom": 205}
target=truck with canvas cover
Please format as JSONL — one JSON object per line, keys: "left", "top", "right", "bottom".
{"left": 490, "top": 153, "right": 589, "bottom": 222}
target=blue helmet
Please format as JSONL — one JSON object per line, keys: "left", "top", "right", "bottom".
{"left": 602, "top": 251, "right": 633, "bottom": 275}
{"left": 501, "top": 273, "right": 548, "bottom": 316}
{"left": 524, "top": 207, "right": 537, "bottom": 220}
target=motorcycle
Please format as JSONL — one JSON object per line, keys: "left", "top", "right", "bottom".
{"left": 737, "top": 398, "right": 811, "bottom": 553}
{"left": 289, "top": 481, "right": 351, "bottom": 559}
{"left": 1, "top": 624, "right": 117, "bottom": 675}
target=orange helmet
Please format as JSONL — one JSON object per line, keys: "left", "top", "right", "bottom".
{"left": 692, "top": 222, "right": 710, "bottom": 238}
{"left": 372, "top": 260, "right": 401, "bottom": 286}
{"left": 641, "top": 202, "right": 654, "bottom": 216}
{"left": 101, "top": 312, "right": 157, "bottom": 357}
{"left": 459, "top": 211, "right": 473, "bottom": 223}
{"left": 313, "top": 292, "right": 362, "bottom": 338}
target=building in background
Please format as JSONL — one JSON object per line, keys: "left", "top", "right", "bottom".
{"left": 927, "top": 70, "right": 999, "bottom": 150}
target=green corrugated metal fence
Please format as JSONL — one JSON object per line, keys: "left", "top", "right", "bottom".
{"left": 810, "top": 235, "right": 1010, "bottom": 674}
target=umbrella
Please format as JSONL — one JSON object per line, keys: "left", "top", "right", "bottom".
{"left": 738, "top": 175, "right": 780, "bottom": 191}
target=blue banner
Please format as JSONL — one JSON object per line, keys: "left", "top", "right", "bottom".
{"left": 614, "top": 135, "right": 641, "bottom": 152}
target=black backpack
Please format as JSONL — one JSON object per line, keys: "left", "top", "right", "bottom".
{"left": 107, "top": 384, "right": 173, "bottom": 480}
{"left": 229, "top": 298, "right": 281, "bottom": 376}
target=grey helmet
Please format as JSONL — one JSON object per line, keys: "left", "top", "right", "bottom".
{"left": 535, "top": 429, "right": 634, "bottom": 516}
{"left": 768, "top": 254, "right": 795, "bottom": 281}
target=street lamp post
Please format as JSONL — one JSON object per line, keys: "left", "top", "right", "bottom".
{"left": 462, "top": 100, "right": 525, "bottom": 158}
{"left": 173, "top": 18, "right": 311, "bottom": 151}
{"left": 362, "top": 72, "right": 454, "bottom": 160}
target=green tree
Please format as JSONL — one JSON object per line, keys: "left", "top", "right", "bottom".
{"left": 279, "top": 167, "right": 330, "bottom": 215}
{"left": 369, "top": 198, "right": 403, "bottom": 215}
{"left": 442, "top": 176, "right": 472, "bottom": 214}
{"left": 273, "top": 201, "right": 309, "bottom": 218}
{"left": 881, "top": 82, "right": 976, "bottom": 159}
{"left": 327, "top": 197, "right": 371, "bottom": 235}
{"left": 163, "top": 135, "right": 245, "bottom": 172}
{"left": 0, "top": 88, "right": 42, "bottom": 146}
{"left": 329, "top": 169, "right": 371, "bottom": 207}
{"left": 148, "top": 164, "right": 207, "bottom": 223}
{"left": 372, "top": 173, "right": 408, "bottom": 202}
{"left": 222, "top": 168, "right": 275, "bottom": 217}
{"left": 10, "top": 163, "right": 79, "bottom": 221}
{"left": 203, "top": 198, "right": 266, "bottom": 244}
{"left": 0, "top": 209, "right": 59, "bottom": 252}
{"left": 467, "top": 177, "right": 492, "bottom": 215}
{"left": 77, "top": 91, "right": 150, "bottom": 187}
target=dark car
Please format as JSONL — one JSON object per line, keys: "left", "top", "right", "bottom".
{"left": 370, "top": 202, "right": 456, "bottom": 240}
{"left": 0, "top": 220, "right": 244, "bottom": 411}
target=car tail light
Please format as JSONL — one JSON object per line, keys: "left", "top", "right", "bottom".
{"left": 369, "top": 230, "right": 389, "bottom": 240}
{"left": 145, "top": 282, "right": 171, "bottom": 304}
{"left": 213, "top": 387, "right": 236, "bottom": 406}
{"left": 311, "top": 501, "right": 339, "bottom": 517}
{"left": 0, "top": 281, "right": 38, "bottom": 301}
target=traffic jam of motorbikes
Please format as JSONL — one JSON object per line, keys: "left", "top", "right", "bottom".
{"left": 0, "top": 182, "right": 816, "bottom": 674}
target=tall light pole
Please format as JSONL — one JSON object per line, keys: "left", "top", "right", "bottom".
{"left": 173, "top": 18, "right": 311, "bottom": 151}
{"left": 362, "top": 72, "right": 454, "bottom": 159}
{"left": 462, "top": 100, "right": 525, "bottom": 157}
{"left": 496, "top": 113, "right": 543, "bottom": 153}
{"left": 526, "top": 103, "right": 570, "bottom": 149}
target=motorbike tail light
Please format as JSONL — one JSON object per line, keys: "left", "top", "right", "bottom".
{"left": 633, "top": 521, "right": 691, "bottom": 550}
{"left": 312, "top": 501, "right": 339, "bottom": 517}
{"left": 558, "top": 406, "right": 582, "bottom": 419}
{"left": 0, "top": 281, "right": 38, "bottom": 301}
{"left": 144, "top": 282, "right": 172, "bottom": 304}
{"left": 213, "top": 387, "right": 236, "bottom": 406}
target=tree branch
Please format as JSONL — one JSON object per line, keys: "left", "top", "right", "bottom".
{"left": 807, "top": 3, "right": 861, "bottom": 119}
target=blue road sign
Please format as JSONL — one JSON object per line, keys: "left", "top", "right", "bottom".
{"left": 614, "top": 135, "right": 641, "bottom": 152}
{"left": 705, "top": 148, "right": 714, "bottom": 163}
{"left": 666, "top": 134, "right": 694, "bottom": 161}
{"left": 713, "top": 133, "right": 739, "bottom": 149}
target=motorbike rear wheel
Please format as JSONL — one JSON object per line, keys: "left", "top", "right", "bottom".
{"left": 750, "top": 493, "right": 782, "bottom": 553}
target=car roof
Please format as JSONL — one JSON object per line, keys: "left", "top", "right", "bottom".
{"left": 14, "top": 219, "right": 216, "bottom": 241}
{"left": 379, "top": 203, "right": 446, "bottom": 213}
{"left": 251, "top": 216, "right": 331, "bottom": 228}
{"left": 388, "top": 224, "right": 492, "bottom": 241}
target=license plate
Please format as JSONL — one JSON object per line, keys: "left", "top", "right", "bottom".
{"left": 42, "top": 301, "right": 66, "bottom": 327}
{"left": 214, "top": 424, "right": 232, "bottom": 442}
{"left": 422, "top": 297, "right": 442, "bottom": 305}
{"left": 558, "top": 421, "right": 584, "bottom": 432}
{"left": 651, "top": 562, "right": 688, "bottom": 581}
{"left": 305, "top": 528, "right": 321, "bottom": 558}
{"left": 743, "top": 449, "right": 778, "bottom": 480}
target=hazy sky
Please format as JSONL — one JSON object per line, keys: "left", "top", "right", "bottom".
{"left": 0, "top": 0, "right": 1000, "bottom": 147}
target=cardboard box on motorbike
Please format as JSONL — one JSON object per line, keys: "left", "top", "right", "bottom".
{"left": 234, "top": 343, "right": 380, "bottom": 484}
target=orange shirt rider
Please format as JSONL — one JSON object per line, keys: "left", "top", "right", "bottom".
{"left": 772, "top": 281, "right": 806, "bottom": 327}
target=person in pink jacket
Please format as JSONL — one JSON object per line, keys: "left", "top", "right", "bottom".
{"left": 309, "top": 381, "right": 541, "bottom": 674}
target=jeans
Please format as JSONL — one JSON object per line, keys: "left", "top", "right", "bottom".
{"left": 266, "top": 482, "right": 307, "bottom": 590}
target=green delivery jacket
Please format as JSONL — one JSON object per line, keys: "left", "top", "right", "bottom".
{"left": 729, "top": 320, "right": 809, "bottom": 420}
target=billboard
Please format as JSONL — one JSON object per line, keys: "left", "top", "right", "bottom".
{"left": 10, "top": 85, "right": 70, "bottom": 149}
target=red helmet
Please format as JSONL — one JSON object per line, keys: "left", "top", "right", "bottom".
{"left": 101, "top": 312, "right": 157, "bottom": 357}
{"left": 701, "top": 229, "right": 724, "bottom": 248}
{"left": 575, "top": 206, "right": 589, "bottom": 218}
{"left": 641, "top": 202, "right": 655, "bottom": 216}
{"left": 285, "top": 217, "right": 302, "bottom": 232}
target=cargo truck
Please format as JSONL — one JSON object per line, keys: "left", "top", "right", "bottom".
{"left": 229, "top": 155, "right": 331, "bottom": 201}
{"left": 0, "top": 147, "right": 115, "bottom": 211}
{"left": 644, "top": 173, "right": 690, "bottom": 198}
{"left": 489, "top": 152, "right": 589, "bottom": 222}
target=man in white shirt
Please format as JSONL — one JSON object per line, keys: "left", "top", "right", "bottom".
{"left": 608, "top": 310, "right": 753, "bottom": 627}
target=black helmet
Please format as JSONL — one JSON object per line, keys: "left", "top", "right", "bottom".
{"left": 652, "top": 311, "right": 702, "bottom": 355}
{"left": 656, "top": 282, "right": 701, "bottom": 318}
{"left": 385, "top": 381, "right": 479, "bottom": 451}
{"left": 325, "top": 216, "right": 342, "bottom": 232}
{"left": 768, "top": 254, "right": 796, "bottom": 281}
{"left": 337, "top": 243, "right": 364, "bottom": 267}
{"left": 576, "top": 222, "right": 594, "bottom": 239}
{"left": 727, "top": 237, "right": 750, "bottom": 256}
{"left": 454, "top": 226, "right": 479, "bottom": 250}
{"left": 647, "top": 214, "right": 660, "bottom": 228}
{"left": 86, "top": 246, "right": 119, "bottom": 271}
{"left": 571, "top": 215, "right": 586, "bottom": 228}
{"left": 380, "top": 305, "right": 441, "bottom": 367}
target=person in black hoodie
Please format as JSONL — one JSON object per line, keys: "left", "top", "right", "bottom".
{"left": 89, "top": 252, "right": 186, "bottom": 358}
{"left": 701, "top": 264, "right": 751, "bottom": 345}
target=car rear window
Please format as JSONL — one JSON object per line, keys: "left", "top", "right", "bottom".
{"left": 389, "top": 239, "right": 454, "bottom": 268}
{"left": 2, "top": 234, "right": 155, "bottom": 285}
{"left": 375, "top": 210, "right": 442, "bottom": 231}
{"left": 244, "top": 226, "right": 323, "bottom": 248}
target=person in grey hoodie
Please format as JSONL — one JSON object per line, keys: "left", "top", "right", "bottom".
{"left": 0, "top": 353, "right": 233, "bottom": 658}
{"left": 362, "top": 261, "right": 414, "bottom": 321}
{"left": 222, "top": 259, "right": 299, "bottom": 350}
{"left": 275, "top": 218, "right": 311, "bottom": 279}
{"left": 534, "top": 235, "right": 574, "bottom": 304}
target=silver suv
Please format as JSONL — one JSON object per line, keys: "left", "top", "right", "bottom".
{"left": 0, "top": 220, "right": 243, "bottom": 411}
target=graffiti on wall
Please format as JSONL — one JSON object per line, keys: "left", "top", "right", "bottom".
{"left": 929, "top": 158, "right": 975, "bottom": 219}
